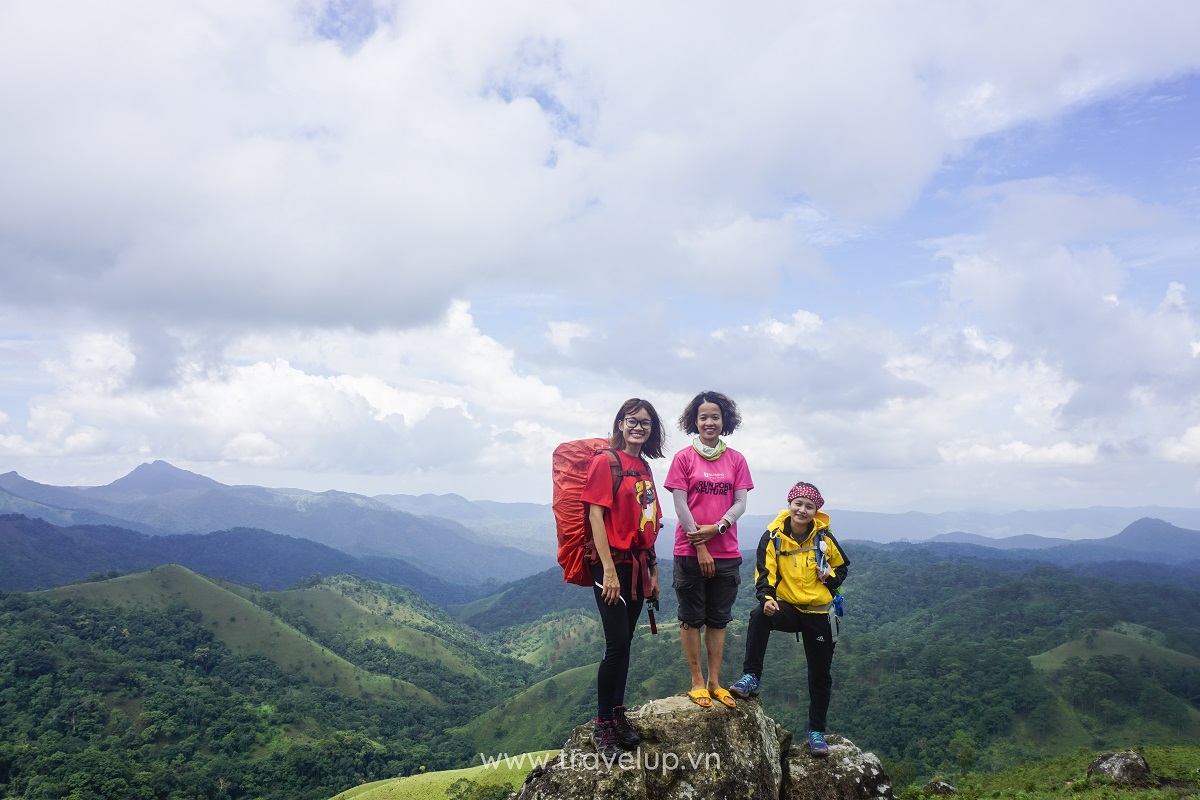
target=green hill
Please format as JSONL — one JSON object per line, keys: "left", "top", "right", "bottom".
{"left": 920, "top": 744, "right": 1200, "bottom": 800}
{"left": 455, "top": 664, "right": 597, "bottom": 755}
{"left": 328, "top": 749, "right": 558, "bottom": 800}
{"left": 1030, "top": 626, "right": 1200, "bottom": 672}
{"left": 48, "top": 564, "right": 435, "bottom": 702}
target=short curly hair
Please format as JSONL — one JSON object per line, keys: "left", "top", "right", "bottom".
{"left": 677, "top": 391, "right": 742, "bottom": 436}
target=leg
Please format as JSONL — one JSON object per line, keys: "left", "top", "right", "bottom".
{"left": 798, "top": 613, "right": 836, "bottom": 733}
{"left": 673, "top": 556, "right": 709, "bottom": 693}
{"left": 704, "top": 557, "right": 741, "bottom": 690}
{"left": 704, "top": 626, "right": 727, "bottom": 690}
{"left": 592, "top": 562, "right": 639, "bottom": 719}
{"left": 612, "top": 587, "right": 643, "bottom": 709}
{"left": 741, "top": 599, "right": 804, "bottom": 679}
{"left": 680, "top": 624, "right": 706, "bottom": 690}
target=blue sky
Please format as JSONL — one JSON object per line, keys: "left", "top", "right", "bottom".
{"left": 1, "top": 2, "right": 1198, "bottom": 514}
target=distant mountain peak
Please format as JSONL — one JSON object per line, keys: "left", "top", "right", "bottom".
{"left": 100, "top": 461, "right": 226, "bottom": 494}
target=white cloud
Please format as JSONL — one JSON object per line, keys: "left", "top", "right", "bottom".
{"left": 1161, "top": 426, "right": 1200, "bottom": 463}
{"left": 938, "top": 439, "right": 1099, "bottom": 466}
{"left": 4, "top": 3, "right": 1199, "bottom": 330}
{"left": 2, "top": 3, "right": 1200, "bottom": 509}
{"left": 546, "top": 321, "right": 589, "bottom": 355}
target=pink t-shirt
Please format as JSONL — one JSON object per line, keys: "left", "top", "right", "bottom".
{"left": 664, "top": 445, "right": 754, "bottom": 559}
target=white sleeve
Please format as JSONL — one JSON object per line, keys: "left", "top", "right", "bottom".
{"left": 672, "top": 488, "right": 698, "bottom": 532}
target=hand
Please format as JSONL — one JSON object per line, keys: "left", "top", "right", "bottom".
{"left": 602, "top": 566, "right": 621, "bottom": 605}
{"left": 763, "top": 598, "right": 779, "bottom": 617}
{"left": 649, "top": 571, "right": 660, "bottom": 601}
{"left": 686, "top": 523, "right": 720, "bottom": 546}
{"left": 696, "top": 545, "right": 715, "bottom": 578}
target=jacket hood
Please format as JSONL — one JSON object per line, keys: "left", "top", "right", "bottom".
{"left": 767, "top": 508, "right": 830, "bottom": 542}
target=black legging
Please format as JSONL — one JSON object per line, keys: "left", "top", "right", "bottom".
{"left": 741, "top": 600, "right": 835, "bottom": 732}
{"left": 591, "top": 561, "right": 644, "bottom": 720}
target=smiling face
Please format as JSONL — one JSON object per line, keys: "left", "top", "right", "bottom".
{"left": 695, "top": 401, "right": 723, "bottom": 447}
{"left": 788, "top": 495, "right": 818, "bottom": 531}
{"left": 621, "top": 409, "right": 653, "bottom": 452}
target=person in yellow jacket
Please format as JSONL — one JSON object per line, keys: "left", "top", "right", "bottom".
{"left": 728, "top": 481, "right": 849, "bottom": 757}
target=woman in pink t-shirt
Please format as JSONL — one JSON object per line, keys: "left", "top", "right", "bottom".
{"left": 664, "top": 390, "right": 754, "bottom": 709}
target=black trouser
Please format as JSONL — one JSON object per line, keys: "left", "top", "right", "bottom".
{"left": 591, "top": 562, "right": 644, "bottom": 720}
{"left": 741, "top": 600, "right": 835, "bottom": 732}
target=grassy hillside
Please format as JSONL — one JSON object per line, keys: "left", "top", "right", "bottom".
{"left": 48, "top": 564, "right": 435, "bottom": 702}
{"left": 911, "top": 744, "right": 1200, "bottom": 800}
{"left": 329, "top": 750, "right": 558, "bottom": 800}
{"left": 485, "top": 609, "right": 601, "bottom": 671}
{"left": 1030, "top": 626, "right": 1200, "bottom": 672}
{"left": 456, "top": 664, "right": 597, "bottom": 755}
{"left": 329, "top": 743, "right": 1200, "bottom": 800}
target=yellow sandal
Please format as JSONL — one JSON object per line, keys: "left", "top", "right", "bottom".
{"left": 711, "top": 687, "right": 736, "bottom": 708}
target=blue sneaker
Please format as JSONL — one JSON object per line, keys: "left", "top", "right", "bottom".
{"left": 808, "top": 729, "right": 830, "bottom": 757}
{"left": 729, "top": 673, "right": 760, "bottom": 698}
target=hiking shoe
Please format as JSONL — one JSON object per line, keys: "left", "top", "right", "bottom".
{"left": 612, "top": 706, "right": 641, "bottom": 747}
{"left": 808, "top": 729, "right": 830, "bottom": 757}
{"left": 591, "top": 718, "right": 623, "bottom": 761}
{"left": 729, "top": 673, "right": 760, "bottom": 699}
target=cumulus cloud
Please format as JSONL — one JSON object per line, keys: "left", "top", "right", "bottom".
{"left": 2, "top": 3, "right": 1200, "bottom": 509}
{"left": 4, "top": 2, "right": 1200, "bottom": 330}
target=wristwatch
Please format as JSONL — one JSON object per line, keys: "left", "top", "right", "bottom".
{"left": 717, "top": 520, "right": 729, "bottom": 535}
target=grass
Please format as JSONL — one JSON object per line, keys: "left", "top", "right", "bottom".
{"left": 487, "top": 610, "right": 600, "bottom": 666}
{"left": 909, "top": 744, "right": 1200, "bottom": 800}
{"left": 46, "top": 565, "right": 435, "bottom": 703}
{"left": 455, "top": 663, "right": 597, "bottom": 755}
{"left": 272, "top": 582, "right": 483, "bottom": 679}
{"left": 1029, "top": 629, "right": 1200, "bottom": 672}
{"left": 328, "top": 750, "right": 559, "bottom": 800}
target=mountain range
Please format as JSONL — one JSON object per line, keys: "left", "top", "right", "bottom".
{"left": 378, "top": 489, "right": 1200, "bottom": 552}
{"left": 0, "top": 461, "right": 553, "bottom": 583}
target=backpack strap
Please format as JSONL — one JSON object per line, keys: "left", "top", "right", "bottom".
{"left": 600, "top": 448, "right": 656, "bottom": 600}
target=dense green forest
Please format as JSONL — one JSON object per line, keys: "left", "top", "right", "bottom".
{"left": 1, "top": 541, "right": 1198, "bottom": 800}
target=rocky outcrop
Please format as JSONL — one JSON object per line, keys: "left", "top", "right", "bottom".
{"left": 514, "top": 695, "right": 893, "bottom": 800}
{"left": 1088, "top": 751, "right": 1153, "bottom": 785}
{"left": 920, "top": 779, "right": 957, "bottom": 796}
{"left": 1086, "top": 750, "right": 1198, "bottom": 792}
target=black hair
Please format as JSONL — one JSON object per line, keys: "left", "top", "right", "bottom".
{"left": 677, "top": 390, "right": 742, "bottom": 436}
{"left": 610, "top": 398, "right": 666, "bottom": 459}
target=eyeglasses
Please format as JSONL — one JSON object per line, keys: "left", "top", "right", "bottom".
{"left": 623, "top": 417, "right": 653, "bottom": 430}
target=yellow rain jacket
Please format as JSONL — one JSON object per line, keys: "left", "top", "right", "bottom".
{"left": 753, "top": 509, "right": 849, "bottom": 611}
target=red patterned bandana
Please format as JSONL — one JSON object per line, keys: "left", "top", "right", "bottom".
{"left": 787, "top": 483, "right": 824, "bottom": 510}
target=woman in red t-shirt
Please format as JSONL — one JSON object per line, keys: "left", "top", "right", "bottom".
{"left": 581, "top": 397, "right": 664, "bottom": 760}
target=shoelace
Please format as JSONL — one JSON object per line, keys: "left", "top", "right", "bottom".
{"left": 595, "top": 720, "right": 619, "bottom": 747}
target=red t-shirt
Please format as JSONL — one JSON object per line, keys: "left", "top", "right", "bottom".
{"left": 580, "top": 449, "right": 661, "bottom": 555}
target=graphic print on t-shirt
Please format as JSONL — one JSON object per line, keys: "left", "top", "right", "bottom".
{"left": 696, "top": 468, "right": 733, "bottom": 497}
{"left": 635, "top": 479, "right": 658, "bottom": 534}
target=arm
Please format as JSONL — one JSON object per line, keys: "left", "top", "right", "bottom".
{"left": 588, "top": 503, "right": 621, "bottom": 605}
{"left": 724, "top": 488, "right": 748, "bottom": 523}
{"left": 824, "top": 533, "right": 849, "bottom": 592}
{"left": 753, "top": 532, "right": 774, "bottom": 604}
{"left": 672, "top": 488, "right": 698, "bottom": 533}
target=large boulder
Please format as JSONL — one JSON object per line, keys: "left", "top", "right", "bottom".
{"left": 1087, "top": 750, "right": 1153, "bottom": 785}
{"left": 783, "top": 735, "right": 894, "bottom": 800}
{"left": 514, "top": 695, "right": 893, "bottom": 800}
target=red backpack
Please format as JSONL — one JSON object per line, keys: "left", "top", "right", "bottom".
{"left": 551, "top": 438, "right": 648, "bottom": 586}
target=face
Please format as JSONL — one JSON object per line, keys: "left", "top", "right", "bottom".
{"left": 788, "top": 495, "right": 818, "bottom": 529}
{"left": 695, "top": 401, "right": 723, "bottom": 446}
{"left": 622, "top": 408, "right": 654, "bottom": 447}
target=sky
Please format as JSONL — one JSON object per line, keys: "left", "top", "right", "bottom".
{"left": 1, "top": 1, "right": 1199, "bottom": 515}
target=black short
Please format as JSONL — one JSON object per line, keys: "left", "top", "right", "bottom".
{"left": 672, "top": 555, "right": 742, "bottom": 629}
